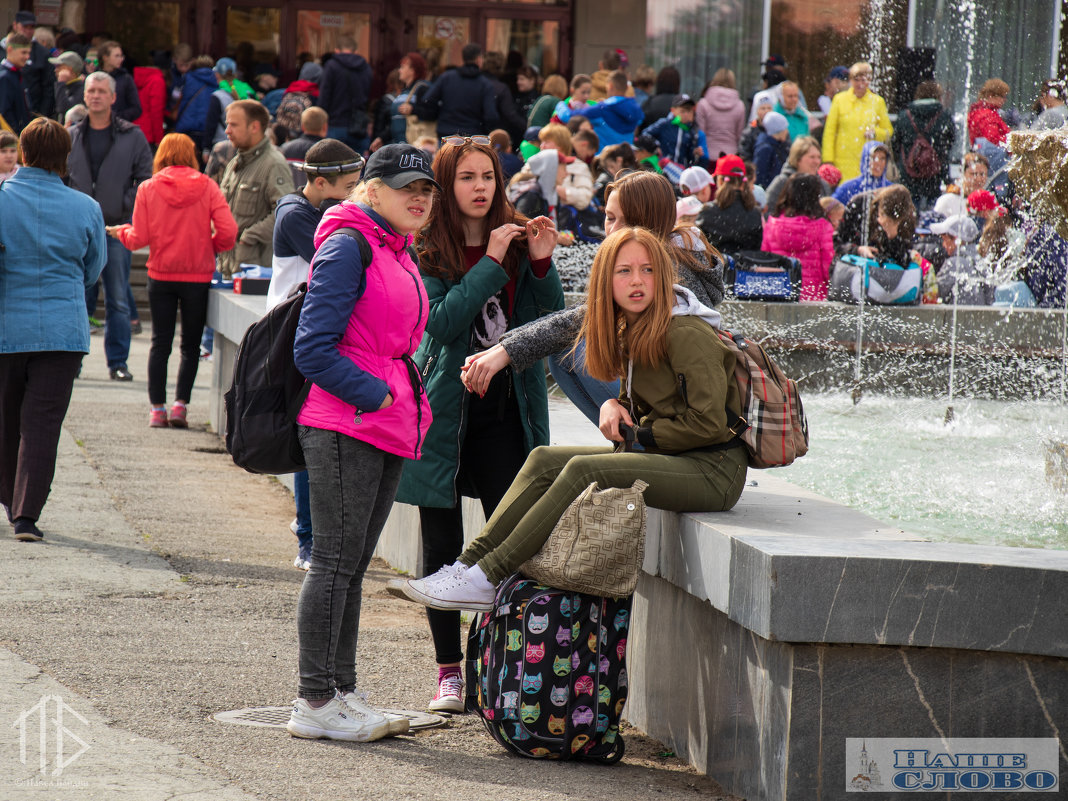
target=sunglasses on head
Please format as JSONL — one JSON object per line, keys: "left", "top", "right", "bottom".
{"left": 440, "top": 135, "right": 491, "bottom": 146}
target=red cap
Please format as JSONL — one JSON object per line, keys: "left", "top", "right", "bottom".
{"left": 712, "top": 154, "right": 746, "bottom": 179}
{"left": 967, "top": 189, "right": 997, "bottom": 212}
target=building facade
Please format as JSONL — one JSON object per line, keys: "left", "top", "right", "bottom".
{"left": 10, "top": 0, "right": 1066, "bottom": 123}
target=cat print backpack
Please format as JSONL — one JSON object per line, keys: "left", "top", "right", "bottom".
{"left": 465, "top": 573, "right": 632, "bottom": 764}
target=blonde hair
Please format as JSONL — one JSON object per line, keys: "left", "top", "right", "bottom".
{"left": 351, "top": 177, "right": 386, "bottom": 204}
{"left": 849, "top": 62, "right": 872, "bottom": 78}
{"left": 537, "top": 123, "right": 573, "bottom": 156}
{"left": 578, "top": 227, "right": 675, "bottom": 382}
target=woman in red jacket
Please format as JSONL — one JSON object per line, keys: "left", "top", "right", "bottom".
{"left": 109, "top": 133, "right": 237, "bottom": 428}
{"left": 967, "top": 78, "right": 1011, "bottom": 147}
{"left": 761, "top": 174, "right": 835, "bottom": 300}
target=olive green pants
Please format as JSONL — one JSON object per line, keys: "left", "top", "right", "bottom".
{"left": 460, "top": 444, "right": 749, "bottom": 584}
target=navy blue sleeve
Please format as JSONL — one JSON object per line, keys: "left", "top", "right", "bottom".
{"left": 293, "top": 233, "right": 390, "bottom": 411}
{"left": 274, "top": 201, "right": 319, "bottom": 263}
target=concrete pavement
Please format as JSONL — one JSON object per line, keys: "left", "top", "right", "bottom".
{"left": 1, "top": 332, "right": 737, "bottom": 801}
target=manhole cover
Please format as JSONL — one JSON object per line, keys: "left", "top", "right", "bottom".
{"left": 212, "top": 706, "right": 447, "bottom": 731}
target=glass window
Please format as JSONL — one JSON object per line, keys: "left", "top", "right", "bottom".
{"left": 486, "top": 18, "right": 560, "bottom": 76}
{"left": 418, "top": 16, "right": 471, "bottom": 70}
{"left": 227, "top": 7, "right": 282, "bottom": 65}
{"left": 646, "top": 0, "right": 765, "bottom": 98}
{"left": 769, "top": 0, "right": 907, "bottom": 113}
{"left": 102, "top": 1, "right": 180, "bottom": 66}
{"left": 914, "top": 0, "right": 1058, "bottom": 124}
{"left": 296, "top": 10, "right": 371, "bottom": 59}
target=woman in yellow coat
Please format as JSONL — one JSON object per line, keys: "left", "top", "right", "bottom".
{"left": 821, "top": 62, "right": 893, "bottom": 181}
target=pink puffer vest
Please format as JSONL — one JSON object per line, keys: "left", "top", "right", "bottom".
{"left": 296, "top": 202, "right": 433, "bottom": 459}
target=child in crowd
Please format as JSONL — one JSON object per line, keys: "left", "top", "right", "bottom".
{"left": 739, "top": 90, "right": 774, "bottom": 162}
{"left": 571, "top": 128, "right": 599, "bottom": 166}
{"left": 552, "top": 73, "right": 594, "bottom": 124}
{"left": 394, "top": 137, "right": 562, "bottom": 712}
{"left": 820, "top": 196, "right": 846, "bottom": 231}
{"left": 0, "top": 131, "right": 19, "bottom": 180}
{"left": 762, "top": 174, "right": 835, "bottom": 300}
{"left": 696, "top": 154, "right": 763, "bottom": 255}
{"left": 580, "top": 69, "right": 644, "bottom": 149}
{"left": 839, "top": 184, "right": 917, "bottom": 266}
{"left": 633, "top": 133, "right": 662, "bottom": 172}
{"left": 932, "top": 214, "right": 992, "bottom": 305}
{"left": 268, "top": 139, "right": 365, "bottom": 571}
{"left": 592, "top": 142, "right": 638, "bottom": 206}
{"left": 286, "top": 144, "right": 437, "bottom": 742}
{"left": 832, "top": 140, "right": 891, "bottom": 205}
{"left": 753, "top": 111, "right": 790, "bottom": 188}
{"left": 642, "top": 93, "right": 707, "bottom": 167}
{"left": 395, "top": 227, "right": 749, "bottom": 613}
{"left": 677, "top": 195, "right": 703, "bottom": 223}
{"left": 488, "top": 128, "right": 522, "bottom": 181}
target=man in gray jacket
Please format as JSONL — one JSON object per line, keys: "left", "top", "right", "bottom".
{"left": 217, "top": 99, "right": 294, "bottom": 277}
{"left": 68, "top": 71, "right": 152, "bottom": 381}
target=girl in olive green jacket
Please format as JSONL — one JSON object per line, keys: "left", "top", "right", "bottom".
{"left": 397, "top": 226, "right": 749, "bottom": 612}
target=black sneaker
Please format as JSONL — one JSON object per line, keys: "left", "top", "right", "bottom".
{"left": 13, "top": 518, "right": 44, "bottom": 542}
{"left": 109, "top": 367, "right": 134, "bottom": 381}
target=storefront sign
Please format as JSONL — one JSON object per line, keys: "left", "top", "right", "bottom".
{"left": 34, "top": 0, "right": 62, "bottom": 26}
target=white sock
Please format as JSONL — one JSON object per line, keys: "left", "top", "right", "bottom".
{"left": 463, "top": 563, "right": 495, "bottom": 591}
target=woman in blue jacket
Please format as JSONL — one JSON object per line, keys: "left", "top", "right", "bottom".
{"left": 0, "top": 119, "right": 106, "bottom": 542}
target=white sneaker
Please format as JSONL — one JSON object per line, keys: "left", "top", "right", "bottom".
{"left": 341, "top": 689, "right": 410, "bottom": 736}
{"left": 401, "top": 564, "right": 495, "bottom": 612}
{"left": 286, "top": 696, "right": 390, "bottom": 742}
{"left": 428, "top": 672, "right": 465, "bottom": 714}
{"left": 289, "top": 518, "right": 299, "bottom": 536}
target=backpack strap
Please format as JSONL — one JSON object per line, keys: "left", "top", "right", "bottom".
{"left": 332, "top": 226, "right": 375, "bottom": 267}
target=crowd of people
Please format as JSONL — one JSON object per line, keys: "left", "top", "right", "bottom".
{"left": 3, "top": 6, "right": 1068, "bottom": 745}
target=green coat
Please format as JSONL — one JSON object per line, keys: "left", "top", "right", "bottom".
{"left": 396, "top": 253, "right": 564, "bottom": 508}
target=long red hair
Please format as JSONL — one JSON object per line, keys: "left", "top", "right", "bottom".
{"left": 416, "top": 141, "right": 528, "bottom": 281}
{"left": 579, "top": 227, "right": 674, "bottom": 382}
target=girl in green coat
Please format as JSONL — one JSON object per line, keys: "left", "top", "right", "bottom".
{"left": 394, "top": 137, "right": 563, "bottom": 712}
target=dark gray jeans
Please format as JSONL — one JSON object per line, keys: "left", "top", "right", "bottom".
{"left": 296, "top": 425, "right": 403, "bottom": 700}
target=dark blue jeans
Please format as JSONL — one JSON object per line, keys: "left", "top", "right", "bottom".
{"left": 101, "top": 237, "right": 132, "bottom": 370}
{"left": 295, "top": 425, "right": 403, "bottom": 699}
{"left": 327, "top": 125, "right": 369, "bottom": 155}
{"left": 547, "top": 338, "right": 620, "bottom": 427}
{"left": 293, "top": 469, "right": 313, "bottom": 549}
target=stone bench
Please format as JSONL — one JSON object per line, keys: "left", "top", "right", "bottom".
{"left": 208, "top": 289, "right": 1068, "bottom": 799}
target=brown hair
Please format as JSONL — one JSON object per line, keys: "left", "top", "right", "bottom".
{"left": 978, "top": 78, "right": 1010, "bottom": 100}
{"left": 875, "top": 185, "right": 916, "bottom": 241}
{"left": 714, "top": 174, "right": 757, "bottom": 211}
{"left": 153, "top": 133, "right": 199, "bottom": 172}
{"left": 19, "top": 118, "right": 71, "bottom": 176}
{"left": 300, "top": 106, "right": 328, "bottom": 134}
{"left": 0, "top": 130, "right": 18, "bottom": 150}
{"left": 416, "top": 141, "right": 527, "bottom": 281}
{"left": 542, "top": 74, "right": 568, "bottom": 100}
{"left": 488, "top": 128, "right": 511, "bottom": 151}
{"left": 914, "top": 80, "right": 943, "bottom": 102}
{"left": 99, "top": 40, "right": 122, "bottom": 61}
{"left": 608, "top": 170, "right": 723, "bottom": 274}
{"left": 191, "top": 55, "right": 215, "bottom": 70}
{"left": 786, "top": 135, "right": 821, "bottom": 169}
{"left": 608, "top": 70, "right": 629, "bottom": 93}
{"left": 978, "top": 213, "right": 1009, "bottom": 260}
{"left": 229, "top": 99, "right": 270, "bottom": 132}
{"left": 710, "top": 68, "right": 736, "bottom": 90}
{"left": 570, "top": 74, "right": 592, "bottom": 92}
{"left": 537, "top": 123, "right": 573, "bottom": 156}
{"left": 579, "top": 227, "right": 674, "bottom": 382}
{"left": 595, "top": 143, "right": 637, "bottom": 175}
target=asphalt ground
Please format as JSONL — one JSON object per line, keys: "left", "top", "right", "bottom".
{"left": 0, "top": 331, "right": 740, "bottom": 801}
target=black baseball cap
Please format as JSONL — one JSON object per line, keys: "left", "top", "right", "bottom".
{"left": 15, "top": 10, "right": 36, "bottom": 26}
{"left": 361, "top": 144, "right": 440, "bottom": 190}
{"left": 671, "top": 93, "right": 696, "bottom": 108}
{"left": 763, "top": 54, "right": 786, "bottom": 68}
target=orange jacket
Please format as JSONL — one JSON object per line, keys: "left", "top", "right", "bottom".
{"left": 116, "top": 165, "right": 237, "bottom": 281}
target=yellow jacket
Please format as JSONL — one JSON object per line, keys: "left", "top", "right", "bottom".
{"left": 822, "top": 89, "right": 893, "bottom": 181}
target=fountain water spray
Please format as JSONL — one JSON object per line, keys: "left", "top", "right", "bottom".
{"left": 944, "top": 0, "right": 978, "bottom": 424}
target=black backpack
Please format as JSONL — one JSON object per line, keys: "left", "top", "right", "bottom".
{"left": 465, "top": 573, "right": 632, "bottom": 764}
{"left": 902, "top": 110, "right": 942, "bottom": 180}
{"left": 223, "top": 228, "right": 372, "bottom": 474}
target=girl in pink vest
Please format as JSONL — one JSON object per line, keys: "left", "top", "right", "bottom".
{"left": 285, "top": 144, "right": 437, "bottom": 743}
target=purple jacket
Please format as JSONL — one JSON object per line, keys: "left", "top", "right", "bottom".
{"left": 294, "top": 202, "right": 432, "bottom": 459}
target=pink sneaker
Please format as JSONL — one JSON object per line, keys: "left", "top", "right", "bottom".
{"left": 149, "top": 409, "right": 168, "bottom": 428}
{"left": 169, "top": 403, "right": 188, "bottom": 429}
{"left": 428, "top": 672, "right": 465, "bottom": 713}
